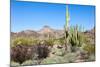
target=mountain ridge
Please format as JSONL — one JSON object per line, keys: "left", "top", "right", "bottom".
{"left": 11, "top": 26, "right": 95, "bottom": 40}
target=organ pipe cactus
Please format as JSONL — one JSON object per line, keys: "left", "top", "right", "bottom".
{"left": 69, "top": 25, "right": 84, "bottom": 47}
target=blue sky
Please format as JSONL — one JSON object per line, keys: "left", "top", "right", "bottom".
{"left": 11, "top": 0, "right": 95, "bottom": 32}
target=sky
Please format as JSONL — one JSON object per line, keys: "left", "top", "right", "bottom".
{"left": 11, "top": 0, "right": 95, "bottom": 32}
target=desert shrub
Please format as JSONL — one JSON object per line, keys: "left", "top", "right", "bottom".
{"left": 41, "top": 56, "right": 64, "bottom": 64}
{"left": 11, "top": 37, "right": 39, "bottom": 47}
{"left": 51, "top": 44, "right": 65, "bottom": 56}
{"left": 11, "top": 45, "right": 36, "bottom": 64}
{"left": 87, "top": 54, "right": 95, "bottom": 61}
{"left": 10, "top": 61, "right": 20, "bottom": 67}
{"left": 12, "top": 37, "right": 31, "bottom": 47}
{"left": 41, "top": 53, "right": 78, "bottom": 64}
{"left": 63, "top": 53, "right": 77, "bottom": 63}
{"left": 45, "top": 38, "right": 55, "bottom": 46}
{"left": 36, "top": 41, "right": 50, "bottom": 59}
{"left": 11, "top": 40, "right": 51, "bottom": 64}
{"left": 21, "top": 60, "right": 33, "bottom": 66}
{"left": 54, "top": 38, "right": 65, "bottom": 46}
{"left": 82, "top": 44, "right": 95, "bottom": 55}
{"left": 21, "top": 59, "right": 41, "bottom": 65}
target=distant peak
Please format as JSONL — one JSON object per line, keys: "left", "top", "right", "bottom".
{"left": 43, "top": 25, "right": 50, "bottom": 28}
{"left": 38, "top": 25, "right": 54, "bottom": 34}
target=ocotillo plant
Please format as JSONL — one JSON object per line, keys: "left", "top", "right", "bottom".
{"left": 64, "top": 5, "right": 70, "bottom": 50}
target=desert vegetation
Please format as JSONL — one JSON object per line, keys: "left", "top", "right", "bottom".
{"left": 10, "top": 0, "right": 95, "bottom": 66}
{"left": 10, "top": 25, "right": 95, "bottom": 66}
{"left": 10, "top": 4, "right": 95, "bottom": 66}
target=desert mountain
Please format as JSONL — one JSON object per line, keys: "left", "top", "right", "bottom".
{"left": 11, "top": 26, "right": 64, "bottom": 39}
{"left": 11, "top": 26, "right": 95, "bottom": 41}
{"left": 38, "top": 25, "right": 54, "bottom": 34}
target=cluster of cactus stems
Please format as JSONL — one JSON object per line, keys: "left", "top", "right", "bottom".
{"left": 69, "top": 25, "right": 84, "bottom": 47}
{"left": 64, "top": 5, "right": 84, "bottom": 50}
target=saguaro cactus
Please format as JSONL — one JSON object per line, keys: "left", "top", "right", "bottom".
{"left": 65, "top": 5, "right": 70, "bottom": 29}
{"left": 64, "top": 5, "right": 70, "bottom": 50}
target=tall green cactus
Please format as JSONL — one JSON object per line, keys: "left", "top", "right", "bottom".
{"left": 65, "top": 5, "right": 70, "bottom": 29}
{"left": 64, "top": 5, "right": 70, "bottom": 50}
{"left": 69, "top": 25, "right": 84, "bottom": 47}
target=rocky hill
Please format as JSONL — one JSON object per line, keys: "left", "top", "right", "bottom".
{"left": 84, "top": 27, "right": 95, "bottom": 45}
{"left": 11, "top": 26, "right": 95, "bottom": 42}
{"left": 11, "top": 26, "right": 64, "bottom": 39}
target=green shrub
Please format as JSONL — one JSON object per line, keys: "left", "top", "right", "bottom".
{"left": 87, "top": 54, "right": 95, "bottom": 61}
{"left": 41, "top": 53, "right": 77, "bottom": 64}
{"left": 63, "top": 53, "right": 77, "bottom": 63}
{"left": 45, "top": 38, "right": 55, "bottom": 46}
{"left": 10, "top": 61, "right": 20, "bottom": 67}
{"left": 21, "top": 60, "right": 33, "bottom": 66}
{"left": 11, "top": 37, "right": 39, "bottom": 47}
{"left": 54, "top": 38, "right": 65, "bottom": 46}
{"left": 82, "top": 44, "right": 95, "bottom": 55}
{"left": 41, "top": 56, "right": 64, "bottom": 64}
{"left": 51, "top": 45, "right": 65, "bottom": 56}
